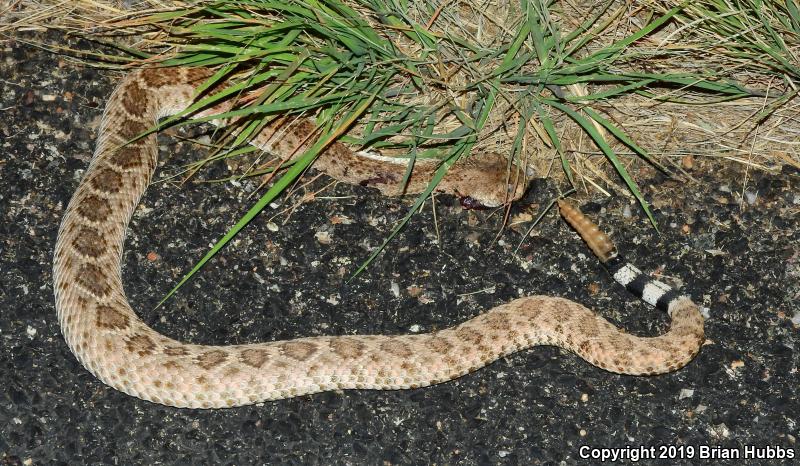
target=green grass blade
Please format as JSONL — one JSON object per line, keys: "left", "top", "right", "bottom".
{"left": 580, "top": 106, "right": 668, "bottom": 174}
{"left": 350, "top": 80, "right": 500, "bottom": 278}
{"left": 545, "top": 100, "right": 659, "bottom": 230}
{"left": 533, "top": 101, "right": 573, "bottom": 186}
{"left": 158, "top": 77, "right": 387, "bottom": 306}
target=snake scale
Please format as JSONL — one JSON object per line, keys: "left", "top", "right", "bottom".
{"left": 53, "top": 68, "right": 705, "bottom": 408}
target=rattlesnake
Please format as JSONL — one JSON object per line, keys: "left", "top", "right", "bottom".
{"left": 53, "top": 67, "right": 705, "bottom": 409}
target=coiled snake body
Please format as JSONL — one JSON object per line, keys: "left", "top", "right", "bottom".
{"left": 53, "top": 68, "right": 705, "bottom": 408}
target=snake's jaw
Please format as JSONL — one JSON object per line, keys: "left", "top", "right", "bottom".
{"left": 450, "top": 164, "right": 530, "bottom": 208}
{"left": 477, "top": 178, "right": 529, "bottom": 208}
{"left": 459, "top": 196, "right": 489, "bottom": 210}
{"left": 458, "top": 184, "right": 521, "bottom": 209}
{"left": 507, "top": 178, "right": 529, "bottom": 203}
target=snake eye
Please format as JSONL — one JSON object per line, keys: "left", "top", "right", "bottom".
{"left": 459, "top": 196, "right": 488, "bottom": 210}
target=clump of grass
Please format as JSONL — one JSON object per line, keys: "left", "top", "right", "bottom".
{"left": 8, "top": 0, "right": 791, "bottom": 298}
{"left": 61, "top": 1, "right": 755, "bottom": 203}
{"left": 660, "top": 0, "right": 799, "bottom": 117}
{"left": 127, "top": 0, "right": 761, "bottom": 298}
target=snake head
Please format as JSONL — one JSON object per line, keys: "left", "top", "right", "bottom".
{"left": 441, "top": 152, "right": 531, "bottom": 208}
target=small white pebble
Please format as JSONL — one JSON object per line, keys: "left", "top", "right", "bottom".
{"left": 408, "top": 324, "right": 422, "bottom": 333}
{"left": 679, "top": 388, "right": 694, "bottom": 399}
{"left": 418, "top": 295, "right": 434, "bottom": 305}
{"left": 719, "top": 185, "right": 731, "bottom": 193}
{"left": 26, "top": 325, "right": 36, "bottom": 338}
{"left": 744, "top": 191, "right": 758, "bottom": 205}
{"left": 390, "top": 281, "right": 400, "bottom": 298}
{"left": 710, "top": 423, "right": 731, "bottom": 439}
{"left": 266, "top": 222, "right": 279, "bottom": 232}
{"left": 791, "top": 311, "right": 800, "bottom": 326}
{"left": 622, "top": 204, "right": 632, "bottom": 218}
{"left": 695, "top": 404, "right": 707, "bottom": 414}
{"left": 518, "top": 259, "right": 533, "bottom": 272}
{"left": 72, "top": 168, "right": 86, "bottom": 183}
{"left": 315, "top": 231, "right": 332, "bottom": 244}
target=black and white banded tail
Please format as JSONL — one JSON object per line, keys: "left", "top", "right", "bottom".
{"left": 558, "top": 200, "right": 691, "bottom": 315}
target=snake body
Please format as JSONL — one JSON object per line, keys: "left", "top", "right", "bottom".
{"left": 53, "top": 68, "right": 705, "bottom": 408}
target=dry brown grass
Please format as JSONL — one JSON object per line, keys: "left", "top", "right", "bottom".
{"left": 4, "top": 0, "right": 799, "bottom": 198}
